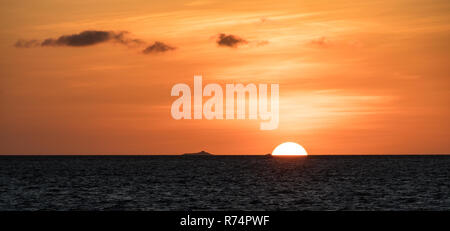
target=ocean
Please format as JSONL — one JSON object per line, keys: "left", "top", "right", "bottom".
{"left": 0, "top": 155, "right": 449, "bottom": 210}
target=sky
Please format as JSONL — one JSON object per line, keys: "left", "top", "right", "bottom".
{"left": 0, "top": 0, "right": 449, "bottom": 154}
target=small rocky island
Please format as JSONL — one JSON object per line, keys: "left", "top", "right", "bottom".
{"left": 182, "top": 150, "right": 214, "bottom": 156}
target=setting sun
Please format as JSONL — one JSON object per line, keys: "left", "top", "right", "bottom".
{"left": 271, "top": 142, "right": 308, "bottom": 156}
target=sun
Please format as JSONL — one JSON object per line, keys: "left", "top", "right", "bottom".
{"left": 272, "top": 142, "right": 308, "bottom": 156}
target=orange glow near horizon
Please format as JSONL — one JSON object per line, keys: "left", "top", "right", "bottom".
{"left": 0, "top": 0, "right": 449, "bottom": 155}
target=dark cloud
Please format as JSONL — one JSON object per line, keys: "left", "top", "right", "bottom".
{"left": 216, "top": 33, "right": 247, "bottom": 48}
{"left": 142, "top": 41, "right": 175, "bottom": 54}
{"left": 15, "top": 30, "right": 176, "bottom": 55}
{"left": 41, "top": 30, "right": 128, "bottom": 47}
{"left": 15, "top": 30, "right": 145, "bottom": 48}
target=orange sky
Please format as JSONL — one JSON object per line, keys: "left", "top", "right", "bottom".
{"left": 1, "top": 0, "right": 449, "bottom": 154}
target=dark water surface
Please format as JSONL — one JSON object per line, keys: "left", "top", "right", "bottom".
{"left": 0, "top": 155, "right": 449, "bottom": 210}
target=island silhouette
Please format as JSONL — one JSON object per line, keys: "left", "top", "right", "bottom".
{"left": 182, "top": 150, "right": 214, "bottom": 156}
{"left": 180, "top": 151, "right": 274, "bottom": 157}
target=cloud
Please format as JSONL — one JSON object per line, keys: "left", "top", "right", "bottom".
{"left": 14, "top": 30, "right": 175, "bottom": 55}
{"left": 41, "top": 30, "right": 141, "bottom": 47}
{"left": 216, "top": 33, "right": 247, "bottom": 48}
{"left": 185, "top": 0, "right": 215, "bottom": 6}
{"left": 15, "top": 30, "right": 145, "bottom": 48}
{"left": 14, "top": 39, "right": 40, "bottom": 48}
{"left": 256, "top": 40, "right": 269, "bottom": 46}
{"left": 309, "top": 37, "right": 363, "bottom": 49}
{"left": 113, "top": 33, "right": 146, "bottom": 47}
{"left": 259, "top": 17, "right": 269, "bottom": 24}
{"left": 309, "top": 37, "right": 331, "bottom": 48}
{"left": 142, "top": 41, "right": 176, "bottom": 54}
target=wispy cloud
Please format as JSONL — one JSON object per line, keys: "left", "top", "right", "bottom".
{"left": 14, "top": 39, "right": 40, "bottom": 48}
{"left": 309, "top": 37, "right": 331, "bottom": 48}
{"left": 185, "top": 0, "right": 216, "bottom": 6}
{"left": 308, "top": 36, "right": 364, "bottom": 49}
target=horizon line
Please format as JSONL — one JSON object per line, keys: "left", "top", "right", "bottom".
{"left": 1, "top": 154, "right": 450, "bottom": 156}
